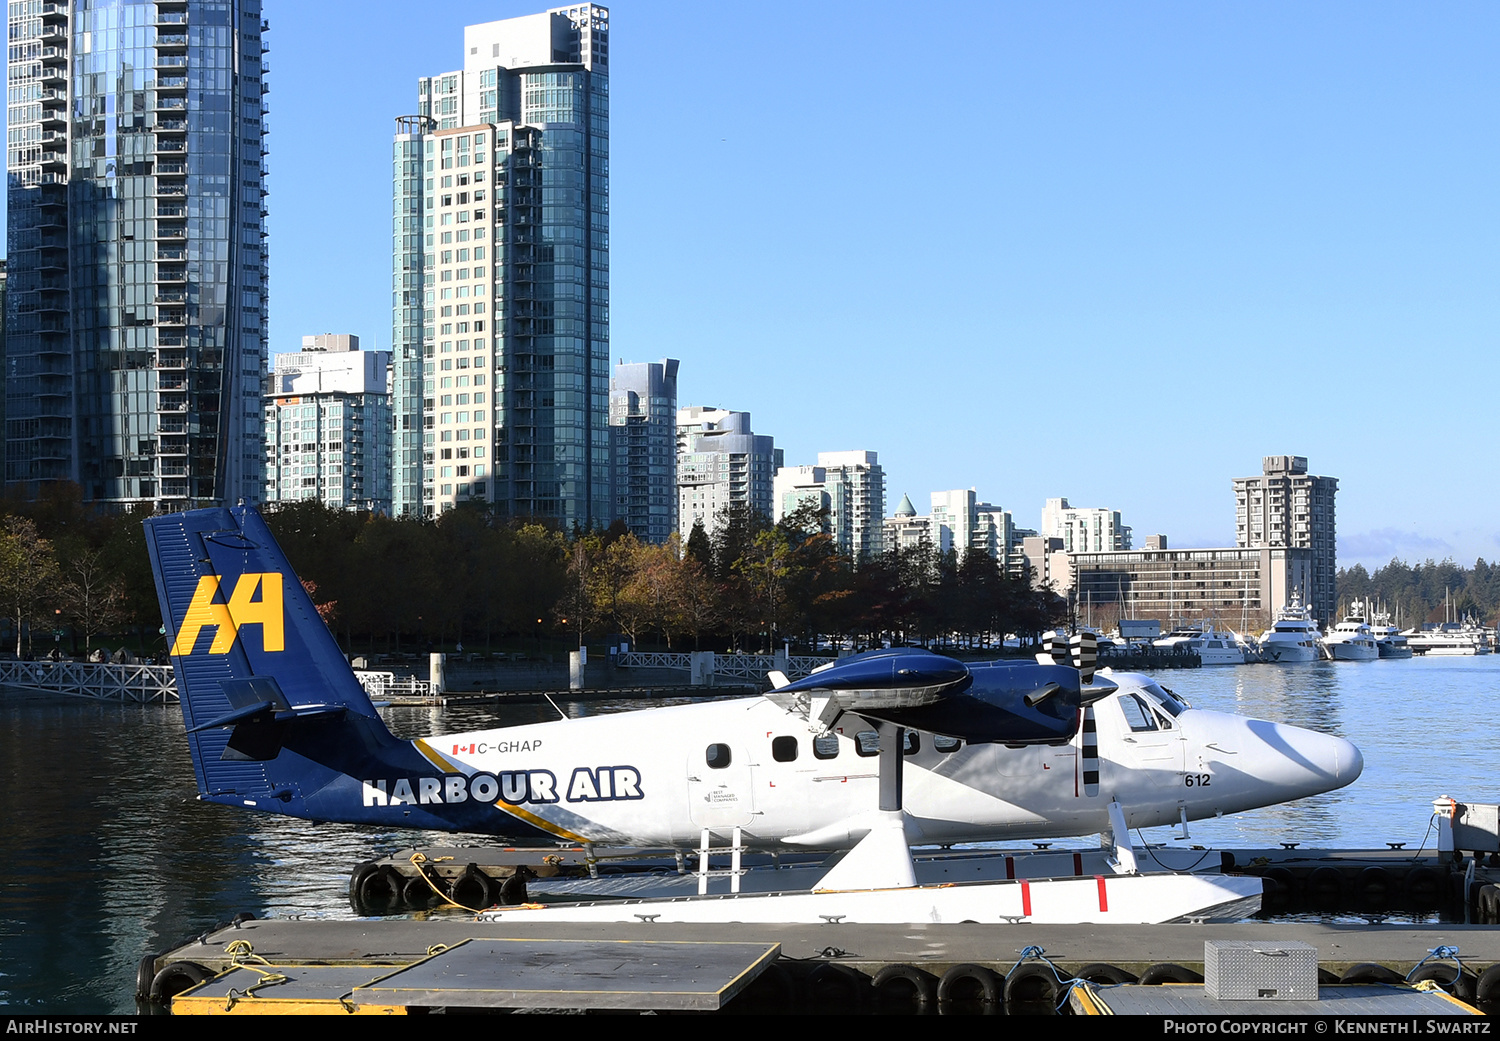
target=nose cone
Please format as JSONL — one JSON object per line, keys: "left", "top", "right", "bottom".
{"left": 1242, "top": 718, "right": 1364, "bottom": 798}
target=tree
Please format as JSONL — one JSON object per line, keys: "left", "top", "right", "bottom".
{"left": 0, "top": 518, "right": 59, "bottom": 656}
{"left": 58, "top": 547, "right": 126, "bottom": 653}
{"left": 735, "top": 528, "right": 794, "bottom": 652}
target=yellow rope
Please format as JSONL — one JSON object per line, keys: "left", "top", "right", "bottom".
{"left": 408, "top": 852, "right": 486, "bottom": 913}
{"left": 219, "top": 940, "right": 291, "bottom": 1011}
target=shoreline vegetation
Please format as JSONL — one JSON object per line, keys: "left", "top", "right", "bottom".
{"left": 0, "top": 484, "right": 1489, "bottom": 659}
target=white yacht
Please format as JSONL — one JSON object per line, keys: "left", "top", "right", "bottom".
{"left": 1321, "top": 607, "right": 1379, "bottom": 662}
{"left": 1404, "top": 617, "right": 1492, "bottom": 656}
{"left": 1257, "top": 595, "right": 1322, "bottom": 663}
{"left": 1367, "top": 606, "right": 1413, "bottom": 660}
{"left": 1153, "top": 625, "right": 1249, "bottom": 665}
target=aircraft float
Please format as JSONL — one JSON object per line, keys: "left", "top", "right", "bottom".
{"left": 145, "top": 506, "right": 1363, "bottom": 924}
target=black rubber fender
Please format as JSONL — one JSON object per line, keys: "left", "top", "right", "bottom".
{"left": 450, "top": 863, "right": 499, "bottom": 909}
{"left": 1138, "top": 962, "right": 1204, "bottom": 985}
{"left": 724, "top": 961, "right": 798, "bottom": 1014}
{"left": 148, "top": 961, "right": 214, "bottom": 1004}
{"left": 1478, "top": 883, "right": 1500, "bottom": 922}
{"left": 1403, "top": 865, "right": 1444, "bottom": 908}
{"left": 1408, "top": 963, "right": 1478, "bottom": 1003}
{"left": 805, "top": 963, "right": 867, "bottom": 1011}
{"left": 136, "top": 953, "right": 164, "bottom": 1002}
{"left": 359, "top": 864, "right": 406, "bottom": 913}
{"left": 348, "top": 860, "right": 380, "bottom": 908}
{"left": 1306, "top": 865, "right": 1346, "bottom": 906}
{"left": 937, "top": 963, "right": 1002, "bottom": 1012}
{"left": 1004, "top": 962, "right": 1064, "bottom": 1007}
{"left": 499, "top": 869, "right": 529, "bottom": 906}
{"left": 401, "top": 870, "right": 440, "bottom": 910}
{"left": 870, "top": 963, "right": 938, "bottom": 1012}
{"left": 1474, "top": 963, "right": 1500, "bottom": 1003}
{"left": 1354, "top": 865, "right": 1394, "bottom": 905}
{"left": 1263, "top": 866, "right": 1297, "bottom": 903}
{"left": 1072, "top": 962, "right": 1138, "bottom": 985}
{"left": 1340, "top": 962, "right": 1404, "bottom": 985}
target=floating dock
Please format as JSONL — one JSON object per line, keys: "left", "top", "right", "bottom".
{"left": 145, "top": 917, "right": 1500, "bottom": 1015}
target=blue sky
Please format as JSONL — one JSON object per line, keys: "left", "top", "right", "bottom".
{"left": 263, "top": 3, "right": 1497, "bottom": 566}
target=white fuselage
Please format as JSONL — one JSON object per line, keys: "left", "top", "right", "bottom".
{"left": 407, "top": 672, "right": 1361, "bottom": 850}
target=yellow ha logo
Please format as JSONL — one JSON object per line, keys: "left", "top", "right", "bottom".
{"left": 171, "top": 572, "right": 285, "bottom": 656}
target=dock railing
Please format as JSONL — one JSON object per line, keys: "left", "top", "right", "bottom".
{"left": 0, "top": 660, "right": 433, "bottom": 703}
{"left": 0, "top": 659, "right": 178, "bottom": 703}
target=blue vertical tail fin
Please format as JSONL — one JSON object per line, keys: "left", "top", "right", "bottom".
{"left": 144, "top": 505, "right": 399, "bottom": 813}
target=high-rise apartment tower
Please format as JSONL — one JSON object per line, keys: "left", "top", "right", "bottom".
{"left": 6, "top": 0, "right": 269, "bottom": 505}
{"left": 1234, "top": 455, "right": 1338, "bottom": 627}
{"left": 609, "top": 358, "right": 677, "bottom": 543}
{"left": 265, "top": 335, "right": 393, "bottom": 514}
{"left": 678, "top": 406, "right": 779, "bottom": 537}
{"left": 392, "top": 5, "right": 609, "bottom": 523}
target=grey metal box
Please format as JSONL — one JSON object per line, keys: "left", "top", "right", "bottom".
{"left": 1453, "top": 802, "right": 1500, "bottom": 853}
{"left": 1204, "top": 940, "right": 1318, "bottom": 1001}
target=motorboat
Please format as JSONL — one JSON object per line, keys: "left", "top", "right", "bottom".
{"left": 1321, "top": 608, "right": 1378, "bottom": 662}
{"left": 1404, "top": 618, "right": 1492, "bottom": 656}
{"left": 1153, "top": 626, "right": 1248, "bottom": 665}
{"left": 1367, "top": 606, "right": 1413, "bottom": 660}
{"left": 1256, "top": 594, "right": 1322, "bottom": 664}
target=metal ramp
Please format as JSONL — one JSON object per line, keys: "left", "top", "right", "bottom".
{"left": 173, "top": 938, "right": 781, "bottom": 1014}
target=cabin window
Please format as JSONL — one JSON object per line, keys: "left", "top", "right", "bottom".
{"left": 813, "top": 734, "right": 840, "bottom": 760}
{"left": 902, "top": 731, "right": 920, "bottom": 755}
{"left": 772, "top": 736, "right": 798, "bottom": 762}
{"left": 854, "top": 731, "right": 880, "bottom": 757}
{"left": 1118, "top": 694, "right": 1158, "bottom": 733}
{"left": 934, "top": 735, "right": 962, "bottom": 754}
{"left": 705, "top": 743, "right": 732, "bottom": 769}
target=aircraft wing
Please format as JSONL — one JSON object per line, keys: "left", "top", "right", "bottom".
{"left": 764, "top": 649, "right": 1095, "bottom": 745}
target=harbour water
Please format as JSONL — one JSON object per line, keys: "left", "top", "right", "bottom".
{"left": 2, "top": 656, "right": 1497, "bottom": 1013}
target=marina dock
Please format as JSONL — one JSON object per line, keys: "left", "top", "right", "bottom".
{"left": 146, "top": 917, "right": 1500, "bottom": 1014}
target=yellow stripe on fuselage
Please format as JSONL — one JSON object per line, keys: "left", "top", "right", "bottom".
{"left": 411, "top": 738, "right": 589, "bottom": 843}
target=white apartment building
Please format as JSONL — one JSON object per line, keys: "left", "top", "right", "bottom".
{"left": 930, "top": 488, "right": 976, "bottom": 555}
{"left": 883, "top": 493, "right": 931, "bottom": 553}
{"left": 775, "top": 451, "right": 885, "bottom": 560}
{"left": 1041, "top": 497, "right": 1132, "bottom": 554}
{"left": 676, "top": 407, "right": 780, "bottom": 536}
{"left": 265, "top": 335, "right": 393, "bottom": 513}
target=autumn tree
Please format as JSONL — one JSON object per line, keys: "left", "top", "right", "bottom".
{"left": 0, "top": 517, "right": 59, "bottom": 656}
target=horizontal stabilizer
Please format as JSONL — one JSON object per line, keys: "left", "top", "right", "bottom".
{"left": 187, "top": 677, "right": 348, "bottom": 733}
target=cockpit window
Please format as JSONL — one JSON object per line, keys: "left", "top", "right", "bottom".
{"left": 1139, "top": 680, "right": 1188, "bottom": 716}
{"left": 1118, "top": 694, "right": 1158, "bottom": 732}
{"left": 934, "top": 735, "right": 962, "bottom": 754}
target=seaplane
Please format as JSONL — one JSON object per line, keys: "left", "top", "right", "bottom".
{"left": 144, "top": 506, "right": 1363, "bottom": 925}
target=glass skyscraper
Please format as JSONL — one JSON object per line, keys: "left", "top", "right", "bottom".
{"left": 5, "top": 0, "right": 268, "bottom": 506}
{"left": 392, "top": 4, "right": 609, "bottom": 525}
